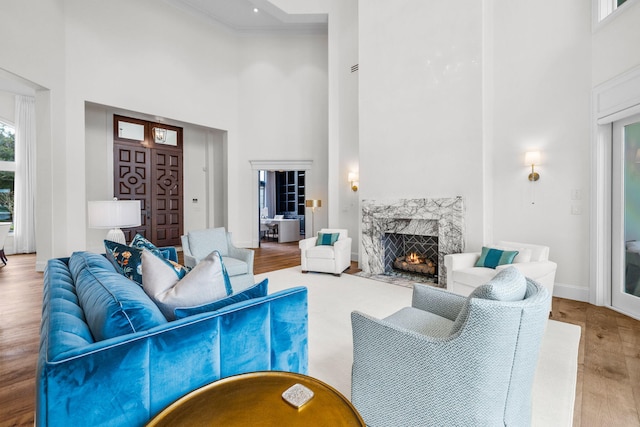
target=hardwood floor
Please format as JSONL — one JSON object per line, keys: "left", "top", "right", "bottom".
{"left": 552, "top": 298, "right": 640, "bottom": 426}
{"left": 1, "top": 244, "right": 640, "bottom": 426}
{"left": 0, "top": 254, "right": 45, "bottom": 427}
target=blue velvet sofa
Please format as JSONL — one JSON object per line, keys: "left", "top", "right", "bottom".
{"left": 36, "top": 251, "right": 308, "bottom": 426}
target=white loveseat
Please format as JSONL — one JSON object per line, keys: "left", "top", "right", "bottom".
{"left": 444, "top": 241, "right": 557, "bottom": 297}
{"left": 299, "top": 228, "right": 352, "bottom": 276}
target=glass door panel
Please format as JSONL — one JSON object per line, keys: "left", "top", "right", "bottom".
{"left": 612, "top": 114, "right": 640, "bottom": 318}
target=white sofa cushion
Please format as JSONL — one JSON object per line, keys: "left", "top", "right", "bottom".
{"left": 305, "top": 245, "right": 337, "bottom": 260}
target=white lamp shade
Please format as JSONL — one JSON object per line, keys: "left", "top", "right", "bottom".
{"left": 87, "top": 200, "right": 142, "bottom": 229}
{"left": 525, "top": 151, "right": 541, "bottom": 166}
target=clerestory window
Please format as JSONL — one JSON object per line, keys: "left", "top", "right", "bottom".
{"left": 597, "top": 0, "right": 636, "bottom": 23}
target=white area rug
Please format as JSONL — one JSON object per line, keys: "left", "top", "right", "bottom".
{"left": 256, "top": 267, "right": 581, "bottom": 427}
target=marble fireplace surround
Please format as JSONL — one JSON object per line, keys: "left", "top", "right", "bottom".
{"left": 361, "top": 198, "right": 464, "bottom": 287}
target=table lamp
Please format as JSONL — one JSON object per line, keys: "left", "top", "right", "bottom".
{"left": 88, "top": 199, "right": 141, "bottom": 244}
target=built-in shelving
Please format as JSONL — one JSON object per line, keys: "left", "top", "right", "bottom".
{"left": 276, "top": 171, "right": 305, "bottom": 234}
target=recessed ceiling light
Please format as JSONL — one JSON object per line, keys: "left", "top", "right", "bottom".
{"left": 253, "top": 8, "right": 259, "bottom": 13}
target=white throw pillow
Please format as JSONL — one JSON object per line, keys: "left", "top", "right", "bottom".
{"left": 142, "top": 249, "right": 233, "bottom": 320}
{"left": 494, "top": 246, "right": 532, "bottom": 263}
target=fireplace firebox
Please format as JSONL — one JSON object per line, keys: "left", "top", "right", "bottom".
{"left": 384, "top": 233, "right": 438, "bottom": 282}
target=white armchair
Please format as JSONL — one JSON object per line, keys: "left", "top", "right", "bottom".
{"left": 299, "top": 228, "right": 352, "bottom": 276}
{"left": 444, "top": 241, "right": 557, "bottom": 297}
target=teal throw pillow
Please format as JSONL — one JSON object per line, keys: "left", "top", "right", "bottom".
{"left": 316, "top": 232, "right": 340, "bottom": 246}
{"left": 174, "top": 278, "right": 269, "bottom": 319}
{"left": 474, "top": 246, "right": 519, "bottom": 269}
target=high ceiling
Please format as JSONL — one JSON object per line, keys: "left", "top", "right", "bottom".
{"left": 0, "top": 1, "right": 328, "bottom": 97}
{"left": 164, "top": 0, "right": 328, "bottom": 32}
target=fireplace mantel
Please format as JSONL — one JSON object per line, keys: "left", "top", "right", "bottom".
{"left": 361, "top": 198, "right": 465, "bottom": 286}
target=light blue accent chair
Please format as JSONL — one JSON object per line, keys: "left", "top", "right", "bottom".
{"left": 181, "top": 227, "right": 255, "bottom": 291}
{"left": 351, "top": 267, "right": 551, "bottom": 427}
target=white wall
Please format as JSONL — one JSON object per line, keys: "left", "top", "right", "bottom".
{"left": 0, "top": 0, "right": 328, "bottom": 267}
{"left": 236, "top": 33, "right": 328, "bottom": 246}
{"left": 359, "top": 0, "right": 485, "bottom": 252}
{"left": 65, "top": 0, "right": 241, "bottom": 253}
{"left": 0, "top": 91, "right": 14, "bottom": 123}
{"left": 0, "top": 0, "right": 65, "bottom": 269}
{"left": 358, "top": 1, "right": 593, "bottom": 298}
{"left": 491, "top": 1, "right": 592, "bottom": 297}
{"left": 326, "top": 0, "right": 359, "bottom": 260}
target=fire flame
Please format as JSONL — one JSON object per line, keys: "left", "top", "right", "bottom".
{"left": 408, "top": 253, "right": 419, "bottom": 263}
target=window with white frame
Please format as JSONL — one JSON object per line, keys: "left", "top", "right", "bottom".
{"left": 0, "top": 122, "right": 15, "bottom": 227}
{"left": 598, "top": 0, "right": 634, "bottom": 22}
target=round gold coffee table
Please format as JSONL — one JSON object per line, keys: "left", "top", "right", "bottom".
{"left": 147, "top": 371, "right": 365, "bottom": 426}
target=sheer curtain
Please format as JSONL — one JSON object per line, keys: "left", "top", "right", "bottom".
{"left": 13, "top": 95, "right": 36, "bottom": 253}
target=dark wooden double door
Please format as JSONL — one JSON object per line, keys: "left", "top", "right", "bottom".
{"left": 113, "top": 115, "right": 183, "bottom": 247}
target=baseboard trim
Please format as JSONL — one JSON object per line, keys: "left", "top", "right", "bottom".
{"left": 553, "top": 282, "right": 589, "bottom": 302}
{"left": 36, "top": 261, "right": 46, "bottom": 272}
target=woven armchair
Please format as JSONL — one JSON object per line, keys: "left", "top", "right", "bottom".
{"left": 351, "top": 267, "right": 551, "bottom": 426}
{"left": 181, "top": 227, "right": 255, "bottom": 291}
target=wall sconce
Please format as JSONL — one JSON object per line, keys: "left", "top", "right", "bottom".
{"left": 152, "top": 127, "right": 167, "bottom": 144}
{"left": 348, "top": 172, "right": 359, "bottom": 192}
{"left": 525, "top": 151, "right": 541, "bottom": 181}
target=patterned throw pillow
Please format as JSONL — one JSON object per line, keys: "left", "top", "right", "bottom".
{"left": 474, "top": 246, "right": 519, "bottom": 269}
{"left": 130, "top": 234, "right": 186, "bottom": 273}
{"left": 141, "top": 250, "right": 233, "bottom": 320}
{"left": 104, "top": 240, "right": 145, "bottom": 284}
{"left": 316, "top": 232, "right": 340, "bottom": 246}
{"left": 104, "top": 237, "right": 188, "bottom": 285}
{"left": 130, "top": 233, "right": 162, "bottom": 253}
